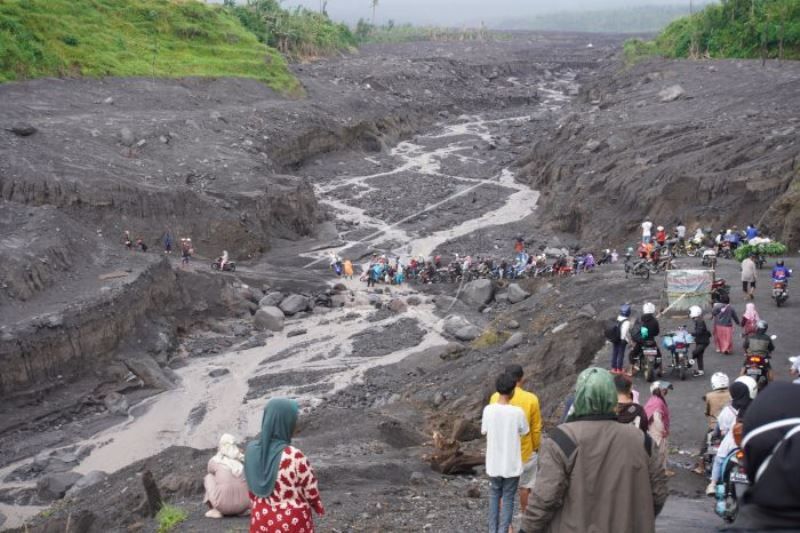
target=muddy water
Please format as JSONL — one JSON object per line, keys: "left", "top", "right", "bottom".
{"left": 0, "top": 72, "right": 577, "bottom": 530}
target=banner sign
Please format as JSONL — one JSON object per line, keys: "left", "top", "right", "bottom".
{"left": 666, "top": 269, "right": 714, "bottom": 311}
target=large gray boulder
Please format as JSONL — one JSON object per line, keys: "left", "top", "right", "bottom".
{"left": 66, "top": 470, "right": 108, "bottom": 497}
{"left": 37, "top": 472, "right": 82, "bottom": 502}
{"left": 259, "top": 292, "right": 284, "bottom": 308}
{"left": 507, "top": 283, "right": 531, "bottom": 304}
{"left": 454, "top": 325, "right": 482, "bottom": 342}
{"left": 503, "top": 332, "right": 525, "bottom": 351}
{"left": 123, "top": 355, "right": 174, "bottom": 390}
{"left": 659, "top": 84, "right": 686, "bottom": 102}
{"left": 443, "top": 315, "right": 472, "bottom": 337}
{"left": 279, "top": 294, "right": 308, "bottom": 316}
{"left": 254, "top": 306, "right": 285, "bottom": 332}
{"left": 103, "top": 392, "right": 129, "bottom": 416}
{"left": 460, "top": 279, "right": 494, "bottom": 307}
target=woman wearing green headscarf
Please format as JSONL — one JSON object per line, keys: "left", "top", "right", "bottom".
{"left": 245, "top": 398, "right": 324, "bottom": 533}
{"left": 519, "top": 367, "right": 669, "bottom": 533}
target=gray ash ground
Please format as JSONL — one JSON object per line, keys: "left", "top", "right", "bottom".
{"left": 349, "top": 318, "right": 426, "bottom": 358}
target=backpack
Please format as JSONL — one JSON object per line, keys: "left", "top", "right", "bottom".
{"left": 604, "top": 318, "right": 621, "bottom": 342}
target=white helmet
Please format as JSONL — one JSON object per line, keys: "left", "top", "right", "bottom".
{"left": 734, "top": 375, "right": 758, "bottom": 400}
{"left": 657, "top": 226, "right": 664, "bottom": 231}
{"left": 710, "top": 372, "right": 729, "bottom": 391}
{"left": 689, "top": 305, "right": 703, "bottom": 319}
{"left": 643, "top": 302, "right": 656, "bottom": 315}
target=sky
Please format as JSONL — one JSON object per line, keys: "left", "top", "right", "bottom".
{"left": 277, "top": 0, "right": 704, "bottom": 27}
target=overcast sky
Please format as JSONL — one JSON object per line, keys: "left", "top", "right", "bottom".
{"left": 278, "top": 0, "right": 702, "bottom": 26}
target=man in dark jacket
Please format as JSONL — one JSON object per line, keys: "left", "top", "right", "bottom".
{"left": 628, "top": 302, "right": 661, "bottom": 376}
{"left": 690, "top": 305, "right": 711, "bottom": 377}
{"left": 720, "top": 383, "right": 800, "bottom": 531}
{"left": 520, "top": 367, "right": 667, "bottom": 533}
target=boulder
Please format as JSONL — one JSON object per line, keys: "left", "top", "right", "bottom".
{"left": 286, "top": 329, "right": 307, "bottom": 337}
{"left": 388, "top": 299, "right": 407, "bottom": 313}
{"left": 330, "top": 294, "right": 348, "bottom": 308}
{"left": 460, "top": 279, "right": 494, "bottom": 307}
{"left": 443, "top": 315, "right": 472, "bottom": 336}
{"left": 578, "top": 304, "right": 597, "bottom": 319}
{"left": 208, "top": 368, "right": 230, "bottom": 378}
{"left": 279, "top": 294, "right": 308, "bottom": 316}
{"left": 494, "top": 292, "right": 509, "bottom": 304}
{"left": 659, "top": 84, "right": 686, "bottom": 102}
{"left": 406, "top": 295, "right": 422, "bottom": 306}
{"left": 439, "top": 342, "right": 466, "bottom": 361}
{"left": 454, "top": 325, "right": 482, "bottom": 342}
{"left": 503, "top": 332, "right": 525, "bottom": 351}
{"left": 259, "top": 292, "right": 284, "bottom": 308}
{"left": 123, "top": 355, "right": 174, "bottom": 390}
{"left": 507, "top": 283, "right": 531, "bottom": 304}
{"left": 8, "top": 122, "right": 37, "bottom": 137}
{"left": 507, "top": 319, "right": 520, "bottom": 330}
{"left": 119, "top": 127, "right": 135, "bottom": 146}
{"left": 253, "top": 306, "right": 285, "bottom": 332}
{"left": 36, "top": 472, "right": 82, "bottom": 502}
{"left": 103, "top": 392, "right": 129, "bottom": 416}
{"left": 66, "top": 471, "right": 108, "bottom": 497}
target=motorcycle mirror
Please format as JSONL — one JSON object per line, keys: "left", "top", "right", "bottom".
{"left": 771, "top": 335, "right": 777, "bottom": 340}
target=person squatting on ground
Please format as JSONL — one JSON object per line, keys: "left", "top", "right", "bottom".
{"left": 245, "top": 398, "right": 324, "bottom": 533}
{"left": 712, "top": 294, "right": 740, "bottom": 355}
{"left": 689, "top": 305, "right": 711, "bottom": 377}
{"left": 489, "top": 364, "right": 542, "bottom": 516}
{"left": 707, "top": 376, "right": 757, "bottom": 496}
{"left": 519, "top": 367, "right": 667, "bottom": 533}
{"left": 204, "top": 434, "right": 250, "bottom": 518}
{"left": 720, "top": 382, "right": 800, "bottom": 531}
{"left": 607, "top": 304, "right": 632, "bottom": 374}
{"left": 482, "top": 373, "right": 530, "bottom": 533}
{"left": 615, "top": 373, "right": 648, "bottom": 433}
{"left": 644, "top": 381, "right": 673, "bottom": 475}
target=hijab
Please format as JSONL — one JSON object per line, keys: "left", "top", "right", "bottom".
{"left": 244, "top": 398, "right": 299, "bottom": 497}
{"left": 741, "top": 383, "right": 800, "bottom": 510}
{"left": 211, "top": 433, "right": 244, "bottom": 477}
{"left": 743, "top": 303, "right": 759, "bottom": 323}
{"left": 568, "top": 367, "right": 617, "bottom": 420}
{"left": 644, "top": 384, "right": 671, "bottom": 435}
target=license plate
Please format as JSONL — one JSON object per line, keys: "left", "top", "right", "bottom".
{"left": 644, "top": 349, "right": 657, "bottom": 356}
{"left": 731, "top": 471, "right": 748, "bottom": 484}
{"left": 747, "top": 369, "right": 761, "bottom": 376}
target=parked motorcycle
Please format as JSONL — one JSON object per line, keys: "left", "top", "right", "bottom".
{"left": 211, "top": 258, "right": 236, "bottom": 272}
{"left": 624, "top": 257, "right": 652, "bottom": 280}
{"left": 701, "top": 248, "right": 717, "bottom": 268}
{"left": 663, "top": 327, "right": 694, "bottom": 381}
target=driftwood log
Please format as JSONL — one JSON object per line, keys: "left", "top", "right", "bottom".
{"left": 428, "top": 430, "right": 484, "bottom": 475}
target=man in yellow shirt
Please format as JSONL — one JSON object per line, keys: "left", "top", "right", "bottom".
{"left": 490, "top": 364, "right": 542, "bottom": 513}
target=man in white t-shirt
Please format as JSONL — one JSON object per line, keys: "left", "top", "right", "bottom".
{"left": 482, "top": 373, "right": 530, "bottom": 533}
{"left": 641, "top": 220, "right": 653, "bottom": 243}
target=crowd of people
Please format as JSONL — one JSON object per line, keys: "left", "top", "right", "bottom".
{"left": 122, "top": 228, "right": 195, "bottom": 269}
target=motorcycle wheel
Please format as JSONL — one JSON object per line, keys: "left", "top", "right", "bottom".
{"left": 211, "top": 263, "right": 219, "bottom": 270}
{"left": 680, "top": 362, "right": 687, "bottom": 381}
{"left": 776, "top": 297, "right": 783, "bottom": 308}
{"left": 644, "top": 358, "right": 654, "bottom": 383}
{"left": 687, "top": 248, "right": 697, "bottom": 257}
{"left": 229, "top": 264, "right": 236, "bottom": 272}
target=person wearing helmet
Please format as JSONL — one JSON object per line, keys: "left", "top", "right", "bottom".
{"left": 742, "top": 319, "right": 775, "bottom": 383}
{"left": 722, "top": 383, "right": 800, "bottom": 530}
{"left": 655, "top": 226, "right": 667, "bottom": 247}
{"left": 628, "top": 302, "right": 661, "bottom": 376}
{"left": 689, "top": 305, "right": 711, "bottom": 377}
{"left": 694, "top": 373, "right": 732, "bottom": 475}
{"left": 609, "top": 304, "right": 632, "bottom": 374}
{"left": 645, "top": 381, "right": 673, "bottom": 474}
{"left": 771, "top": 259, "right": 791, "bottom": 283}
{"left": 707, "top": 377, "right": 757, "bottom": 495}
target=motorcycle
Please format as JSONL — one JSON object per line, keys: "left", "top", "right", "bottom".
{"left": 632, "top": 340, "right": 663, "bottom": 382}
{"left": 715, "top": 447, "right": 749, "bottom": 523}
{"left": 701, "top": 248, "right": 717, "bottom": 268}
{"left": 772, "top": 278, "right": 789, "bottom": 307}
{"left": 711, "top": 278, "right": 730, "bottom": 303}
{"left": 624, "top": 257, "right": 652, "bottom": 280}
{"left": 703, "top": 430, "right": 720, "bottom": 479}
{"left": 743, "top": 353, "right": 770, "bottom": 391}
{"left": 663, "top": 327, "right": 694, "bottom": 381}
{"left": 685, "top": 240, "right": 701, "bottom": 257}
{"left": 211, "top": 258, "right": 236, "bottom": 272}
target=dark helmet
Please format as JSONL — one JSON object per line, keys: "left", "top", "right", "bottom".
{"left": 620, "top": 304, "right": 632, "bottom": 317}
{"left": 756, "top": 320, "right": 768, "bottom": 334}
{"left": 777, "top": 260, "right": 785, "bottom": 267}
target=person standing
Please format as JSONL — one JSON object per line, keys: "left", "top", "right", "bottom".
{"left": 689, "top": 305, "right": 711, "bottom": 377}
{"left": 675, "top": 221, "right": 687, "bottom": 242}
{"left": 615, "top": 373, "right": 649, "bottom": 432}
{"left": 343, "top": 259, "right": 354, "bottom": 280}
{"left": 519, "top": 367, "right": 667, "bottom": 533}
{"left": 740, "top": 302, "right": 760, "bottom": 338}
{"left": 203, "top": 434, "right": 249, "bottom": 518}
{"left": 608, "top": 304, "right": 632, "bottom": 374}
{"left": 482, "top": 373, "right": 529, "bottom": 533}
{"left": 741, "top": 253, "right": 757, "bottom": 300}
{"left": 245, "top": 398, "right": 324, "bottom": 533}
{"left": 712, "top": 294, "right": 740, "bottom": 355}
{"left": 489, "top": 365, "right": 542, "bottom": 517}
{"left": 645, "top": 381, "right": 673, "bottom": 475}
{"left": 163, "top": 229, "right": 173, "bottom": 254}
{"left": 641, "top": 220, "right": 653, "bottom": 244}
{"left": 181, "top": 238, "right": 192, "bottom": 270}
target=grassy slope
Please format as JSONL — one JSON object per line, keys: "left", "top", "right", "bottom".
{"left": 0, "top": 0, "right": 300, "bottom": 93}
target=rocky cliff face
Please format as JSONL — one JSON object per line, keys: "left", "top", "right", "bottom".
{"left": 517, "top": 58, "right": 800, "bottom": 247}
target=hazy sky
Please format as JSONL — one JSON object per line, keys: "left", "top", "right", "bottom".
{"left": 279, "top": 0, "right": 703, "bottom": 26}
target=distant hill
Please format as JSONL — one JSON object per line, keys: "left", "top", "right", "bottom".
{"left": 0, "top": 0, "right": 300, "bottom": 93}
{"left": 496, "top": 4, "right": 707, "bottom": 34}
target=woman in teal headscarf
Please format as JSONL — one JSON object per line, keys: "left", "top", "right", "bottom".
{"left": 245, "top": 398, "right": 324, "bottom": 533}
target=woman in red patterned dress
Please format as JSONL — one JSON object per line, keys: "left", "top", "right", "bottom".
{"left": 244, "top": 398, "right": 324, "bottom": 533}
